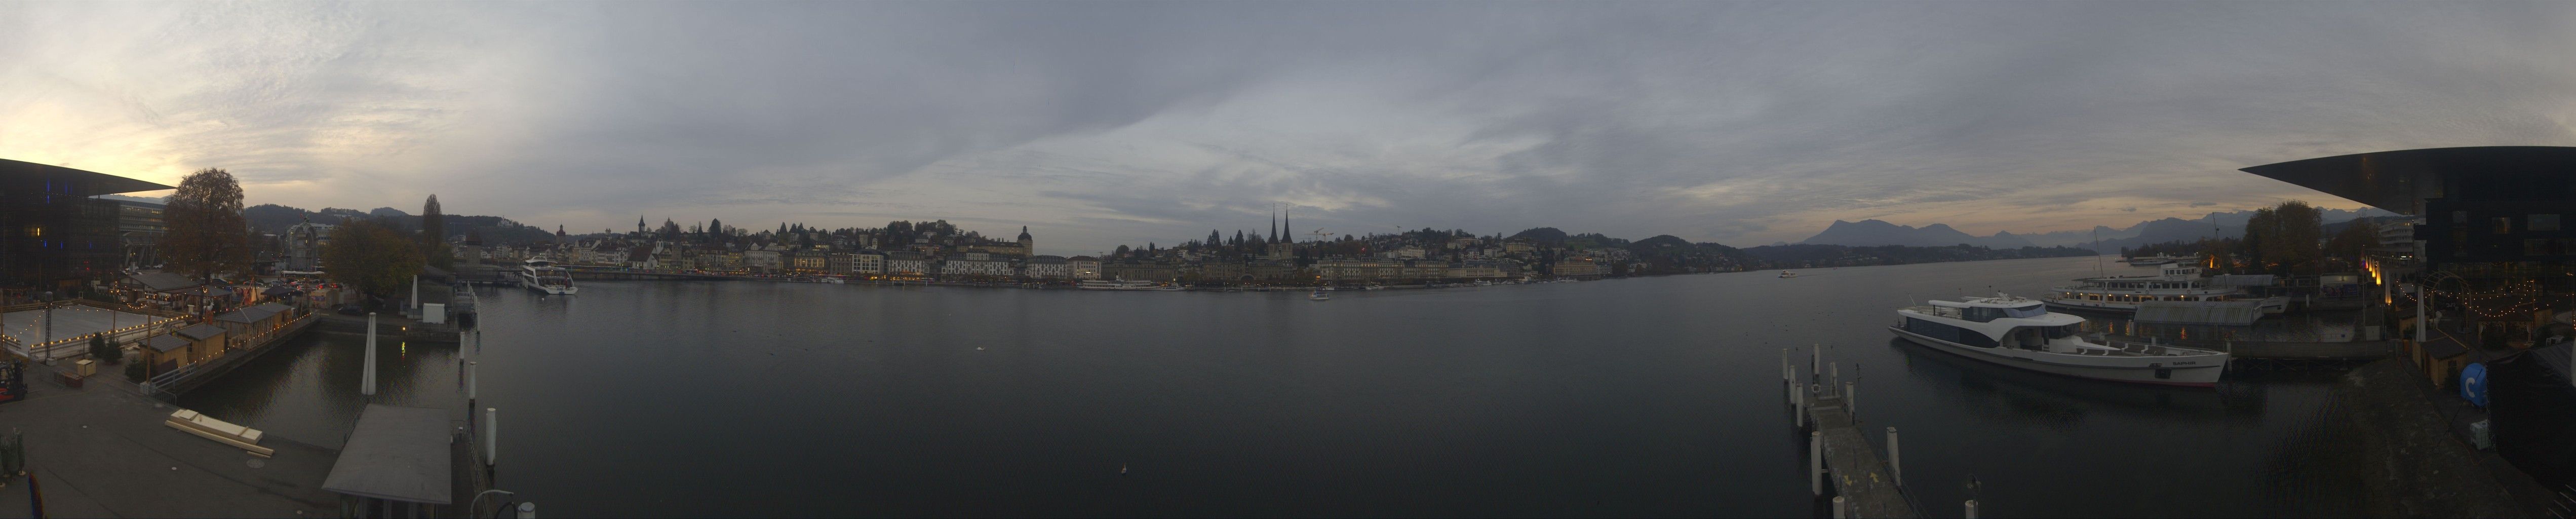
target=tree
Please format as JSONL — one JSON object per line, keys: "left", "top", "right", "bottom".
{"left": 323, "top": 218, "right": 426, "bottom": 303}
{"left": 2325, "top": 219, "right": 2381, "bottom": 265}
{"left": 162, "top": 168, "right": 252, "bottom": 282}
{"left": 420, "top": 195, "right": 453, "bottom": 270}
{"left": 2246, "top": 200, "right": 2324, "bottom": 276}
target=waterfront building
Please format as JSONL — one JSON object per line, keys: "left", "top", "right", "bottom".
{"left": 1247, "top": 258, "right": 1302, "bottom": 281}
{"left": 1, "top": 159, "right": 175, "bottom": 295}
{"left": 1197, "top": 261, "right": 1246, "bottom": 283}
{"left": 1025, "top": 254, "right": 1070, "bottom": 279}
{"left": 1449, "top": 261, "right": 1507, "bottom": 280}
{"left": 940, "top": 255, "right": 1017, "bottom": 279}
{"left": 885, "top": 251, "right": 932, "bottom": 277}
{"left": 212, "top": 302, "right": 293, "bottom": 348}
{"left": 1553, "top": 258, "right": 1604, "bottom": 279}
{"left": 1503, "top": 239, "right": 1536, "bottom": 254}
{"left": 1068, "top": 255, "right": 1102, "bottom": 280}
{"left": 744, "top": 247, "right": 783, "bottom": 274}
{"left": 850, "top": 250, "right": 886, "bottom": 275}
{"left": 791, "top": 248, "right": 830, "bottom": 273}
{"left": 1399, "top": 259, "right": 1446, "bottom": 280}
{"left": 827, "top": 252, "right": 854, "bottom": 274}
{"left": 1103, "top": 261, "right": 1179, "bottom": 282}
{"left": 2246, "top": 147, "right": 2573, "bottom": 343}
{"left": 2244, "top": 146, "right": 2576, "bottom": 486}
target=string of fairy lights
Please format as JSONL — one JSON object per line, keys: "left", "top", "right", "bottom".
{"left": 2399, "top": 277, "right": 2564, "bottom": 319}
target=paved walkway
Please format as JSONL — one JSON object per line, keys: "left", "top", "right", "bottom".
{"left": 0, "top": 361, "right": 341, "bottom": 517}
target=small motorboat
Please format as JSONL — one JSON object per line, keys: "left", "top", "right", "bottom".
{"left": 1308, "top": 289, "right": 1331, "bottom": 301}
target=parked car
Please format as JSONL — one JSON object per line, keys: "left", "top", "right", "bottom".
{"left": 335, "top": 304, "right": 365, "bottom": 316}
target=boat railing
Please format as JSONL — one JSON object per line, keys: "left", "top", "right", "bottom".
{"left": 2089, "top": 335, "right": 2218, "bottom": 357}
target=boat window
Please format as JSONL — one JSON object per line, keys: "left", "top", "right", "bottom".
{"left": 1962, "top": 307, "right": 2001, "bottom": 322}
{"left": 1905, "top": 317, "right": 1997, "bottom": 348}
{"left": 2043, "top": 324, "right": 2078, "bottom": 339}
{"left": 2001, "top": 305, "right": 2046, "bottom": 318}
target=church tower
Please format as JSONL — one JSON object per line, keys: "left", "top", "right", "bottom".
{"left": 1017, "top": 226, "right": 1034, "bottom": 257}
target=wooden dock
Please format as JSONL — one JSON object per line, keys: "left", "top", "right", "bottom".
{"left": 1807, "top": 393, "right": 1915, "bottom": 518}
{"left": 1786, "top": 347, "right": 1923, "bottom": 518}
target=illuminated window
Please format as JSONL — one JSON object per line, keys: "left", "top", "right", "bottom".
{"left": 23, "top": 225, "right": 40, "bottom": 237}
{"left": 2493, "top": 217, "right": 2514, "bottom": 234}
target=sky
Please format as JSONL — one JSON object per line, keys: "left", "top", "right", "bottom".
{"left": 6, "top": 2, "right": 2573, "bottom": 254}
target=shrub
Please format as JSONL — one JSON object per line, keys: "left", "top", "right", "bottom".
{"left": 125, "top": 360, "right": 147, "bottom": 383}
{"left": 88, "top": 336, "right": 123, "bottom": 364}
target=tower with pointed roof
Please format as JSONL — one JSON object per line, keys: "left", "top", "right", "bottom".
{"left": 1017, "top": 226, "right": 1034, "bottom": 257}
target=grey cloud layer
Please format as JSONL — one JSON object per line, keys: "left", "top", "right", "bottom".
{"left": 8, "top": 2, "right": 2572, "bottom": 253}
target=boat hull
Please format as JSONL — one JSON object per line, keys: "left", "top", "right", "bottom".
{"left": 1889, "top": 326, "right": 2224, "bottom": 387}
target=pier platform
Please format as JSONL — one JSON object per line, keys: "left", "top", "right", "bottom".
{"left": 1807, "top": 392, "right": 1917, "bottom": 519}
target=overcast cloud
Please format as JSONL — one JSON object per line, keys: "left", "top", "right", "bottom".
{"left": 5, "top": 2, "right": 2572, "bottom": 253}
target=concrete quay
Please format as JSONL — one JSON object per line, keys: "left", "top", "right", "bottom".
{"left": 0, "top": 363, "right": 340, "bottom": 517}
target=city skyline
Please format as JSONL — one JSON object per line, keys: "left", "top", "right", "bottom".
{"left": 9, "top": 2, "right": 2573, "bottom": 253}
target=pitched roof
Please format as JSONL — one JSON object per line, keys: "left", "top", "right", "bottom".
{"left": 144, "top": 333, "right": 192, "bottom": 353}
{"left": 175, "top": 323, "right": 226, "bottom": 341}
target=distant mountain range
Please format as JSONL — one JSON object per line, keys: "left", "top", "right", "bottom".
{"left": 1799, "top": 207, "right": 2398, "bottom": 252}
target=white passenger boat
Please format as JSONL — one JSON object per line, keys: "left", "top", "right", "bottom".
{"left": 2126, "top": 253, "right": 2180, "bottom": 267}
{"left": 2041, "top": 263, "right": 2284, "bottom": 314}
{"left": 1308, "top": 288, "right": 1331, "bottom": 301}
{"left": 1077, "top": 280, "right": 1161, "bottom": 290}
{"left": 1891, "top": 293, "right": 2228, "bottom": 387}
{"left": 520, "top": 258, "right": 578, "bottom": 295}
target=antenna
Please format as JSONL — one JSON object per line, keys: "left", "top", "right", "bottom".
{"left": 2093, "top": 227, "right": 2104, "bottom": 277}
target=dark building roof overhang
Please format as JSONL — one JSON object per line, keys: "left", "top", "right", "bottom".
{"left": 0, "top": 158, "right": 175, "bottom": 195}
{"left": 2238, "top": 146, "right": 2576, "bottom": 215}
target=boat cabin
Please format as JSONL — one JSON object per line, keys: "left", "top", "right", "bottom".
{"left": 1899, "top": 296, "right": 2084, "bottom": 350}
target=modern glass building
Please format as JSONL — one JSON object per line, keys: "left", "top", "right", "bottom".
{"left": 0, "top": 158, "right": 174, "bottom": 295}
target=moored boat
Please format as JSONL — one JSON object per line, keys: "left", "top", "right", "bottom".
{"left": 1077, "top": 280, "right": 1161, "bottom": 290}
{"left": 2041, "top": 263, "right": 2284, "bottom": 314}
{"left": 520, "top": 258, "right": 578, "bottom": 295}
{"left": 1890, "top": 293, "right": 2228, "bottom": 386}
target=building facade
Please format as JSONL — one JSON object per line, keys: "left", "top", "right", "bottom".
{"left": 1025, "top": 255, "right": 1070, "bottom": 279}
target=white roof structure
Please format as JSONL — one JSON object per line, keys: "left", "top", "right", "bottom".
{"left": 320, "top": 404, "right": 453, "bottom": 504}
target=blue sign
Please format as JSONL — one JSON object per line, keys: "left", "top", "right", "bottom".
{"left": 2462, "top": 362, "right": 2490, "bottom": 408}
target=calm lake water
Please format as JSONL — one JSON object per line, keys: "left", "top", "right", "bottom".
{"left": 186, "top": 256, "right": 2364, "bottom": 517}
